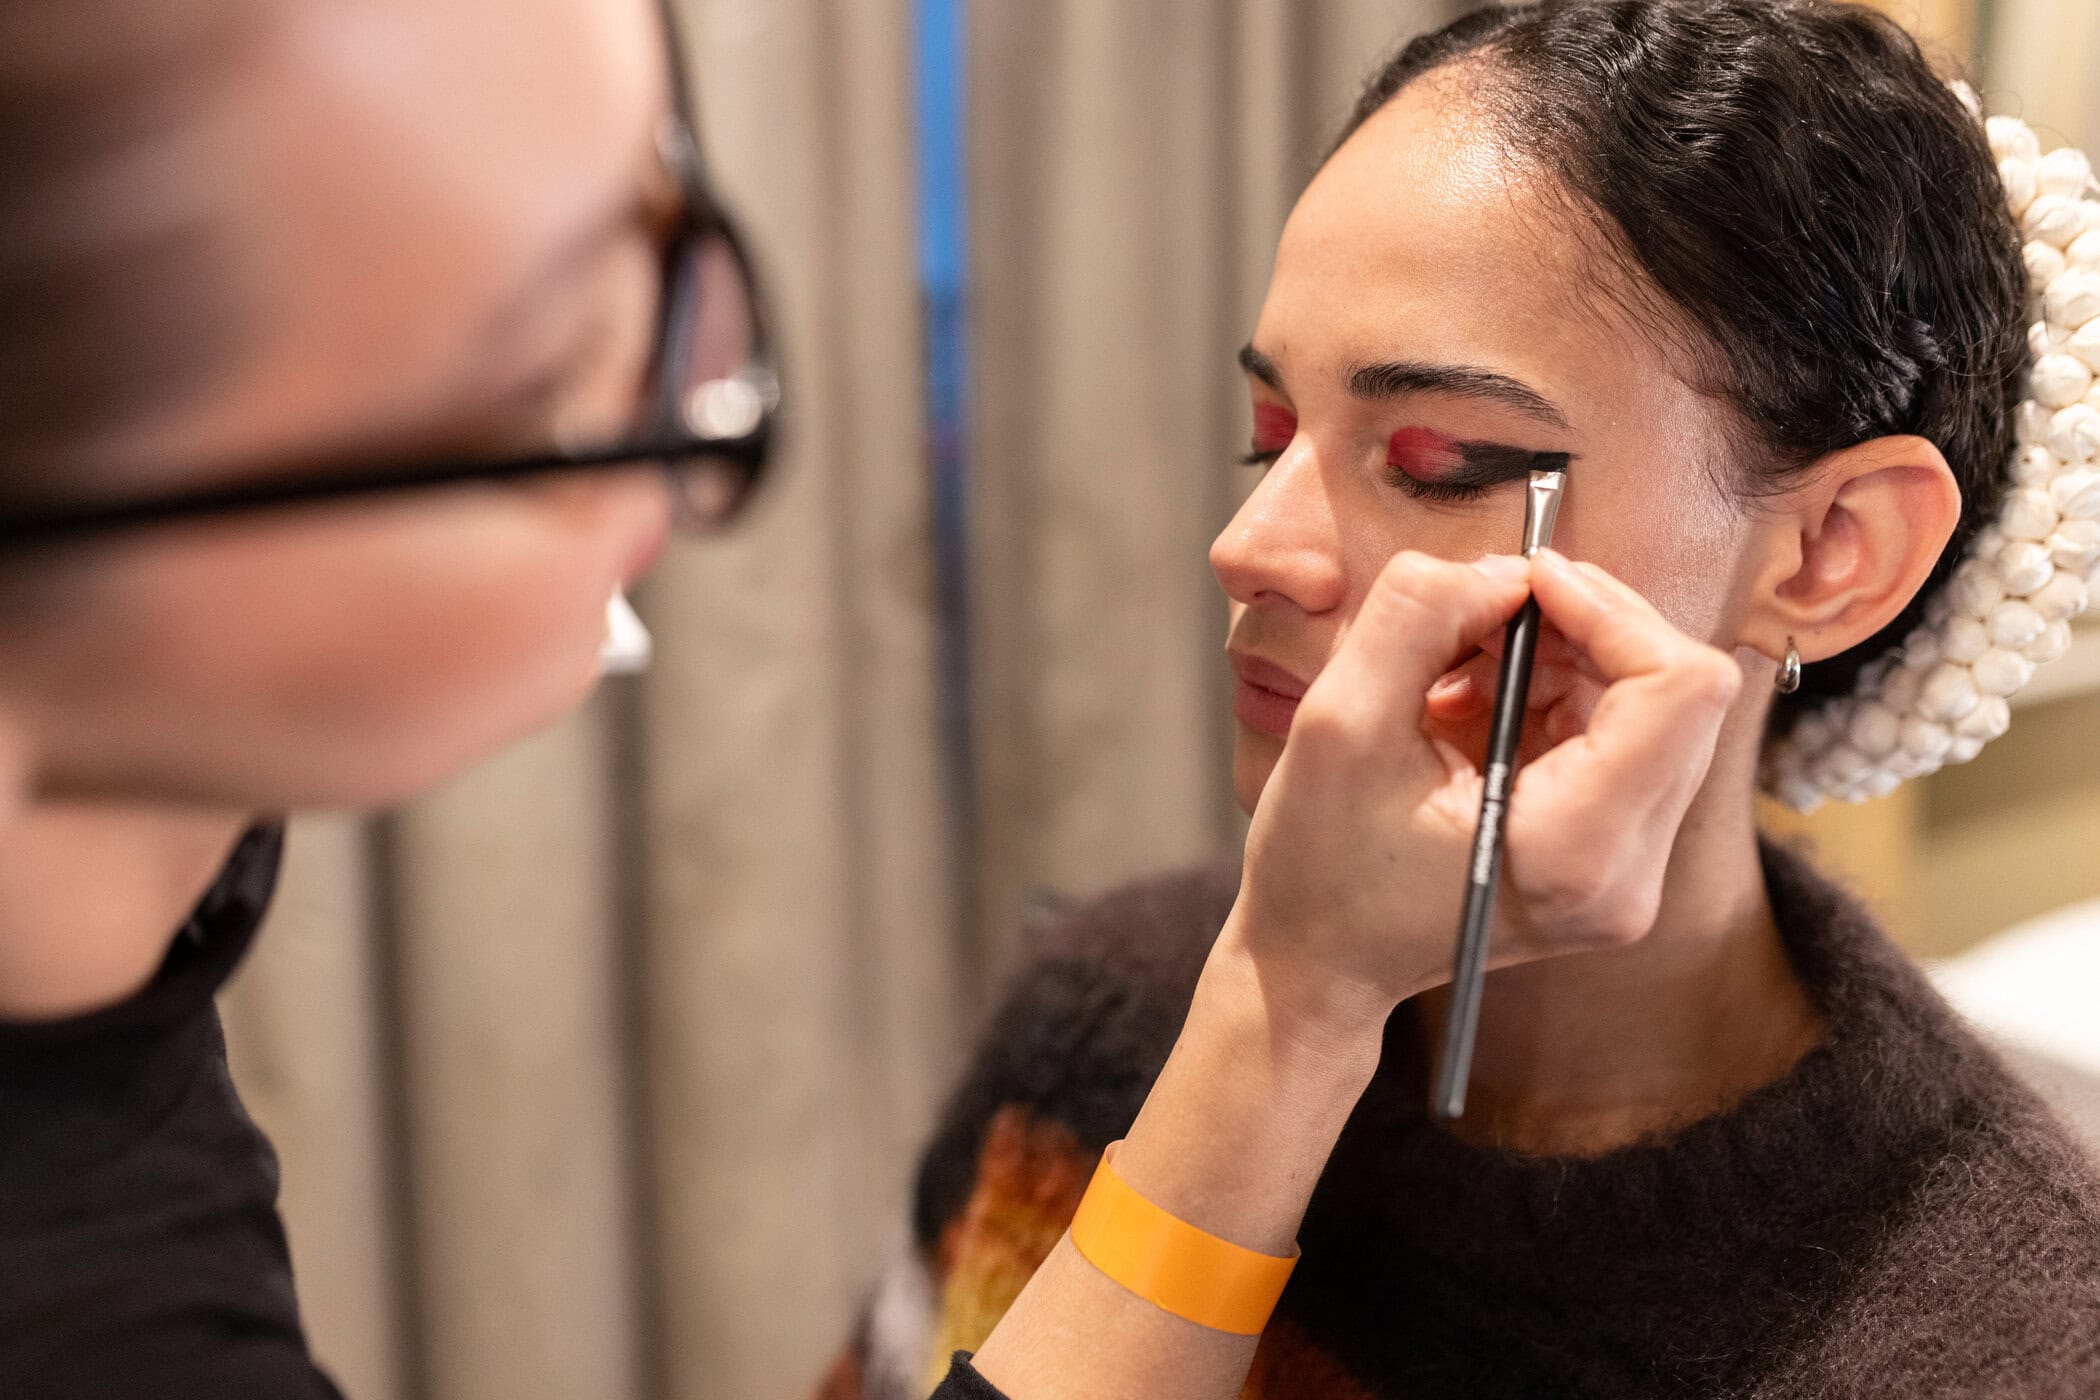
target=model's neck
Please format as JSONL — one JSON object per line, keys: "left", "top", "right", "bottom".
{"left": 1414, "top": 733, "right": 1822, "bottom": 1157}
{"left": 0, "top": 799, "right": 251, "bottom": 1020}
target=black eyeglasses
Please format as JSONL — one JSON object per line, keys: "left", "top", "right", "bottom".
{"left": 0, "top": 80, "right": 777, "bottom": 551}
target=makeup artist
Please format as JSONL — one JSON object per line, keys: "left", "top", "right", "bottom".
{"left": 823, "top": 3, "right": 2100, "bottom": 1398}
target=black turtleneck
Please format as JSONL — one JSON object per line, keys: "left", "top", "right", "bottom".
{"left": 0, "top": 825, "right": 343, "bottom": 1398}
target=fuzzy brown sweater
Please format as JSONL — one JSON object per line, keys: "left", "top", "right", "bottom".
{"left": 836, "top": 840, "right": 2100, "bottom": 1399}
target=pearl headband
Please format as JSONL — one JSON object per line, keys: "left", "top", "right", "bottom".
{"left": 1763, "top": 83, "right": 2100, "bottom": 813}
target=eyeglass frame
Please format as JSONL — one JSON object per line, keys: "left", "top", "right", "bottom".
{"left": 0, "top": 6, "right": 779, "bottom": 552}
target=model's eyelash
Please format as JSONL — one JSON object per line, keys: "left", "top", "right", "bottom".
{"left": 1381, "top": 466, "right": 1493, "bottom": 501}
{"left": 1241, "top": 448, "right": 1495, "bottom": 503}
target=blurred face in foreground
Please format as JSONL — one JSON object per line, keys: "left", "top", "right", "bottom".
{"left": 0, "top": 0, "right": 689, "bottom": 815}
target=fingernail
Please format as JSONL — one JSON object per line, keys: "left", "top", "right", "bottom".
{"left": 1472, "top": 554, "right": 1528, "bottom": 583}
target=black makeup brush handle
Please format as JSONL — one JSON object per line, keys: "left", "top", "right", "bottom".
{"left": 1433, "top": 592, "right": 1541, "bottom": 1120}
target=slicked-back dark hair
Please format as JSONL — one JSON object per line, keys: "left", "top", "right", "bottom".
{"left": 0, "top": 0, "right": 253, "bottom": 481}
{"left": 1338, "top": 0, "right": 2028, "bottom": 727}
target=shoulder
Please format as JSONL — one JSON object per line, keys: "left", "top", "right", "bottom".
{"left": 912, "top": 862, "right": 1239, "bottom": 1245}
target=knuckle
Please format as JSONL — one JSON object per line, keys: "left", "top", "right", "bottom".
{"left": 1523, "top": 850, "right": 1660, "bottom": 949}
{"left": 1578, "top": 878, "right": 1659, "bottom": 948}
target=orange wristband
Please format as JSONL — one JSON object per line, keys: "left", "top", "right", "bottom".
{"left": 1067, "top": 1142, "right": 1298, "bottom": 1336}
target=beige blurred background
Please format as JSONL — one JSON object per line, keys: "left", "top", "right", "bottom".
{"left": 216, "top": 3, "right": 2100, "bottom": 1398}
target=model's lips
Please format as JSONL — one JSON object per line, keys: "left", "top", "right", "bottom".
{"left": 1228, "top": 651, "right": 1309, "bottom": 699}
{"left": 1229, "top": 651, "right": 1312, "bottom": 737}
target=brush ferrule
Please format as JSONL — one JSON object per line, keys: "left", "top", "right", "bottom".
{"left": 1520, "top": 468, "right": 1566, "bottom": 557}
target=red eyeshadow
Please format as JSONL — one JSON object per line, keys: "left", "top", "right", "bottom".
{"left": 1252, "top": 405, "right": 1298, "bottom": 453}
{"left": 1387, "top": 426, "right": 1463, "bottom": 481}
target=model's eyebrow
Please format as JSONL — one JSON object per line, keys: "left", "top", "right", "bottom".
{"left": 1347, "top": 358, "right": 1570, "bottom": 431}
{"left": 1238, "top": 343, "right": 1283, "bottom": 391}
{"left": 1238, "top": 343, "right": 1571, "bottom": 433}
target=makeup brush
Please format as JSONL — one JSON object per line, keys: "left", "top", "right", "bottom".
{"left": 1431, "top": 452, "right": 1570, "bottom": 1122}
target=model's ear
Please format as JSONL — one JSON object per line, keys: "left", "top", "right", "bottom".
{"left": 1737, "top": 434, "right": 1961, "bottom": 683}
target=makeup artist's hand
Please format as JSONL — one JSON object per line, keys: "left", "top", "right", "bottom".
{"left": 1220, "top": 548, "right": 1742, "bottom": 1042}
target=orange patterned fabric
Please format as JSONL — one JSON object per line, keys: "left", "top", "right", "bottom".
{"left": 915, "top": 1105, "right": 1373, "bottom": 1400}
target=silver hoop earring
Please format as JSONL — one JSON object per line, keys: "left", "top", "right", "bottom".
{"left": 1775, "top": 638, "right": 1802, "bottom": 695}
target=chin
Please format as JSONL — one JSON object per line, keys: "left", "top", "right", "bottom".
{"left": 1232, "top": 728, "right": 1282, "bottom": 816}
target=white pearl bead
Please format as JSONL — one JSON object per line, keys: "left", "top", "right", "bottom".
{"left": 2001, "top": 156, "right": 2040, "bottom": 216}
{"left": 2048, "top": 405, "right": 2100, "bottom": 462}
{"left": 1924, "top": 590, "right": 1955, "bottom": 627}
{"left": 2048, "top": 518, "right": 2100, "bottom": 572}
{"left": 1972, "top": 648, "right": 2036, "bottom": 697}
{"left": 1880, "top": 662, "right": 1926, "bottom": 712}
{"left": 1949, "top": 558, "right": 2007, "bottom": 618}
{"left": 2032, "top": 240, "right": 2074, "bottom": 288}
{"left": 2012, "top": 445, "right": 2056, "bottom": 487}
{"left": 1952, "top": 81, "right": 1983, "bottom": 122}
{"left": 2032, "top": 352, "right": 2092, "bottom": 408}
{"left": 2023, "top": 619, "right": 2075, "bottom": 664}
{"left": 1954, "top": 692, "right": 2014, "bottom": 740}
{"left": 1942, "top": 614, "right": 1992, "bottom": 663}
{"left": 1973, "top": 523, "right": 2008, "bottom": 560}
{"left": 1919, "top": 662, "right": 1982, "bottom": 722}
{"left": 1904, "top": 625, "right": 1947, "bottom": 672}
{"left": 2047, "top": 268, "right": 2100, "bottom": 323}
{"left": 1987, "top": 598, "right": 2048, "bottom": 649}
{"left": 1789, "top": 710, "right": 1837, "bottom": 753}
{"left": 2068, "top": 230, "right": 2100, "bottom": 273}
{"left": 2026, "top": 567, "right": 2088, "bottom": 622}
{"left": 1847, "top": 701, "right": 1902, "bottom": 757}
{"left": 1998, "top": 538, "right": 2057, "bottom": 594}
{"left": 2067, "top": 318, "right": 2100, "bottom": 372}
{"left": 2034, "top": 319, "right": 2071, "bottom": 360}
{"left": 1775, "top": 773, "right": 1825, "bottom": 814}
{"left": 1887, "top": 747, "right": 1938, "bottom": 780}
{"left": 1946, "top": 734, "right": 1987, "bottom": 765}
{"left": 1990, "top": 115, "right": 2041, "bottom": 164}
{"left": 2017, "top": 399, "right": 2057, "bottom": 448}
{"left": 1899, "top": 713, "right": 1954, "bottom": 758}
{"left": 2039, "top": 146, "right": 2094, "bottom": 198}
{"left": 1857, "top": 770, "right": 1903, "bottom": 800}
{"left": 2050, "top": 467, "right": 2100, "bottom": 520}
{"left": 2000, "top": 487, "right": 2061, "bottom": 541}
{"left": 1814, "top": 743, "right": 1873, "bottom": 786}
{"left": 2029, "top": 195, "right": 2088, "bottom": 249}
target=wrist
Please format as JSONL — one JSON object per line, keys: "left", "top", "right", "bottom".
{"left": 1105, "top": 934, "right": 1386, "bottom": 1257}
{"left": 1205, "top": 906, "right": 1405, "bottom": 1071}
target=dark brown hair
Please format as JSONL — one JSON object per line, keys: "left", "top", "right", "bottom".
{"left": 0, "top": 1, "right": 254, "bottom": 482}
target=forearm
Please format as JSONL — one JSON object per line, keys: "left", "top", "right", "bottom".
{"left": 968, "top": 922, "right": 1388, "bottom": 1400}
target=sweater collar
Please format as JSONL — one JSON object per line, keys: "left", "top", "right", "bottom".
{"left": 1311, "top": 837, "right": 1980, "bottom": 1320}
